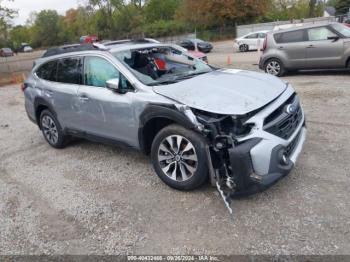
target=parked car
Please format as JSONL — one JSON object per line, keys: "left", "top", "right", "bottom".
{"left": 80, "top": 35, "right": 98, "bottom": 44}
{"left": 259, "top": 22, "right": 350, "bottom": 76}
{"left": 23, "top": 42, "right": 306, "bottom": 208}
{"left": 0, "top": 47, "right": 14, "bottom": 57}
{"left": 179, "top": 38, "right": 213, "bottom": 53}
{"left": 234, "top": 30, "right": 269, "bottom": 52}
{"left": 23, "top": 46, "right": 33, "bottom": 52}
{"left": 16, "top": 44, "right": 33, "bottom": 53}
{"left": 344, "top": 18, "right": 350, "bottom": 28}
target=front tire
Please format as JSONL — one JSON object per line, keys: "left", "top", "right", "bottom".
{"left": 239, "top": 44, "right": 249, "bottom": 52}
{"left": 264, "top": 58, "right": 285, "bottom": 77}
{"left": 151, "top": 124, "right": 208, "bottom": 191}
{"left": 40, "top": 109, "right": 67, "bottom": 148}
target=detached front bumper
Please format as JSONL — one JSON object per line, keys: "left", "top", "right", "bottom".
{"left": 226, "top": 86, "right": 307, "bottom": 195}
{"left": 228, "top": 125, "right": 306, "bottom": 195}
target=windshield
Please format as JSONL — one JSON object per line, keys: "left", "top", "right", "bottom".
{"left": 113, "top": 46, "right": 212, "bottom": 86}
{"left": 331, "top": 23, "right": 350, "bottom": 37}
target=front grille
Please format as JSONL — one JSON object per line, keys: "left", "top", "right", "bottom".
{"left": 285, "top": 130, "right": 301, "bottom": 157}
{"left": 264, "top": 94, "right": 303, "bottom": 139}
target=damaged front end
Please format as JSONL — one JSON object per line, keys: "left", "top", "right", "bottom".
{"left": 175, "top": 87, "right": 307, "bottom": 214}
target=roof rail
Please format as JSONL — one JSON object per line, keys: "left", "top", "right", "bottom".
{"left": 41, "top": 43, "right": 108, "bottom": 58}
{"left": 103, "top": 38, "right": 160, "bottom": 46}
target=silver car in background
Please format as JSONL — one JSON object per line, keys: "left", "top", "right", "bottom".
{"left": 23, "top": 41, "right": 306, "bottom": 209}
{"left": 259, "top": 22, "right": 350, "bottom": 76}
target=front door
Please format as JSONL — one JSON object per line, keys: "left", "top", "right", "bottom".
{"left": 306, "top": 26, "right": 344, "bottom": 68}
{"left": 76, "top": 55, "right": 138, "bottom": 147}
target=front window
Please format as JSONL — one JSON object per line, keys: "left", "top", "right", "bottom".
{"left": 84, "top": 56, "right": 132, "bottom": 90}
{"left": 307, "top": 27, "right": 337, "bottom": 41}
{"left": 84, "top": 56, "right": 119, "bottom": 87}
{"left": 245, "top": 33, "right": 258, "bottom": 39}
{"left": 331, "top": 23, "right": 350, "bottom": 38}
{"left": 113, "top": 46, "right": 213, "bottom": 86}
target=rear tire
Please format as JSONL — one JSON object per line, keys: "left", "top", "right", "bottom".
{"left": 151, "top": 124, "right": 208, "bottom": 191}
{"left": 40, "top": 109, "right": 67, "bottom": 148}
{"left": 264, "top": 58, "right": 285, "bottom": 77}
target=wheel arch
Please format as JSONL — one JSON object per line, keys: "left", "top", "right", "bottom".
{"left": 138, "top": 104, "right": 197, "bottom": 154}
{"left": 33, "top": 97, "right": 56, "bottom": 129}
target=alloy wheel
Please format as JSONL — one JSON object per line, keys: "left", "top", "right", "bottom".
{"left": 157, "top": 135, "right": 198, "bottom": 182}
{"left": 41, "top": 115, "right": 58, "bottom": 145}
{"left": 266, "top": 60, "right": 281, "bottom": 76}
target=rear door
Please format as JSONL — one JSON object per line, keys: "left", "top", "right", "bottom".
{"left": 306, "top": 26, "right": 344, "bottom": 68}
{"left": 35, "top": 58, "right": 82, "bottom": 129}
{"left": 50, "top": 57, "right": 83, "bottom": 129}
{"left": 244, "top": 33, "right": 259, "bottom": 49}
{"left": 274, "top": 29, "right": 308, "bottom": 69}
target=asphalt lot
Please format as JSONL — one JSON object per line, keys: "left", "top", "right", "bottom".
{"left": 1, "top": 41, "right": 350, "bottom": 255}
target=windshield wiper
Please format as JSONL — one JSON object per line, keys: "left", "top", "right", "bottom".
{"left": 174, "top": 71, "right": 210, "bottom": 81}
{"left": 151, "top": 79, "right": 179, "bottom": 86}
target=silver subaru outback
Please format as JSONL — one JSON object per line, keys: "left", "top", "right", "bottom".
{"left": 260, "top": 22, "right": 350, "bottom": 76}
{"left": 23, "top": 41, "right": 306, "bottom": 207}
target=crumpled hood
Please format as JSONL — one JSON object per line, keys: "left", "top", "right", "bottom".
{"left": 153, "top": 69, "right": 287, "bottom": 115}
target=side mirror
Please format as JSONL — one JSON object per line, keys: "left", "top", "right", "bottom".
{"left": 106, "top": 78, "right": 126, "bottom": 94}
{"left": 328, "top": 36, "right": 340, "bottom": 42}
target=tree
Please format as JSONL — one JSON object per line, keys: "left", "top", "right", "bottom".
{"left": 333, "top": 0, "right": 350, "bottom": 14}
{"left": 88, "top": 0, "right": 124, "bottom": 38}
{"left": 177, "top": 0, "right": 270, "bottom": 28}
{"left": 144, "top": 0, "right": 181, "bottom": 23}
{"left": 0, "top": 0, "right": 17, "bottom": 46}
{"left": 309, "top": 0, "right": 317, "bottom": 17}
{"left": 31, "top": 10, "right": 64, "bottom": 47}
{"left": 9, "top": 25, "right": 30, "bottom": 48}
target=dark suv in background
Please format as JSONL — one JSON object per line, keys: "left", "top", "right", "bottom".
{"left": 259, "top": 22, "right": 350, "bottom": 76}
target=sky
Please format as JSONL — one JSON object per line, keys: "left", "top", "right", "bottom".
{"left": 5, "top": 0, "right": 84, "bottom": 25}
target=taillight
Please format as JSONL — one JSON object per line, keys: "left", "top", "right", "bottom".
{"left": 21, "top": 83, "right": 28, "bottom": 92}
{"left": 262, "top": 37, "right": 267, "bottom": 51}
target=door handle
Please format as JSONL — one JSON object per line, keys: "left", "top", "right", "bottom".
{"left": 44, "top": 89, "right": 53, "bottom": 97}
{"left": 78, "top": 95, "right": 89, "bottom": 101}
{"left": 278, "top": 46, "right": 284, "bottom": 49}
{"left": 307, "top": 45, "right": 315, "bottom": 48}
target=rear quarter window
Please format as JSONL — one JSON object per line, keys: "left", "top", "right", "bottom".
{"left": 57, "top": 57, "right": 83, "bottom": 85}
{"left": 274, "top": 30, "right": 306, "bottom": 43}
{"left": 36, "top": 60, "right": 58, "bottom": 81}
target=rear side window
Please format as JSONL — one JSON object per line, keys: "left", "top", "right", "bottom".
{"left": 274, "top": 30, "right": 306, "bottom": 43}
{"left": 57, "top": 57, "right": 83, "bottom": 85}
{"left": 36, "top": 60, "right": 57, "bottom": 81}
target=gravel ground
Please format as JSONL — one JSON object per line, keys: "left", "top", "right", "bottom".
{"left": 1, "top": 41, "right": 350, "bottom": 255}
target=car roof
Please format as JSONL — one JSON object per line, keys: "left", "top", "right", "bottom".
{"left": 243, "top": 30, "right": 269, "bottom": 35}
{"left": 271, "top": 22, "right": 338, "bottom": 34}
{"left": 109, "top": 42, "right": 167, "bottom": 53}
{"left": 35, "top": 42, "right": 172, "bottom": 66}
